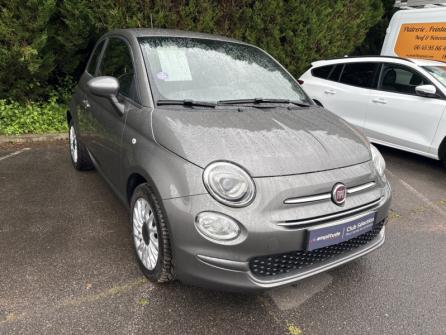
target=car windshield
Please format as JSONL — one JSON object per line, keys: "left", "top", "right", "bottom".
{"left": 139, "top": 37, "right": 309, "bottom": 104}
{"left": 423, "top": 65, "right": 446, "bottom": 88}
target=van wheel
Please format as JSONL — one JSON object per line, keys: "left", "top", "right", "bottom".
{"left": 69, "top": 120, "right": 94, "bottom": 170}
{"left": 130, "top": 183, "right": 174, "bottom": 283}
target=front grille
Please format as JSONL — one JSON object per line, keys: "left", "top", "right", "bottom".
{"left": 250, "top": 220, "right": 385, "bottom": 278}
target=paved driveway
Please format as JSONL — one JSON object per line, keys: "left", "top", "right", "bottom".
{"left": 0, "top": 141, "right": 445, "bottom": 334}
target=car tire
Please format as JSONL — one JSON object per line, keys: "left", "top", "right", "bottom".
{"left": 130, "top": 183, "right": 174, "bottom": 283}
{"left": 439, "top": 140, "right": 446, "bottom": 169}
{"left": 442, "top": 152, "right": 446, "bottom": 169}
{"left": 69, "top": 120, "right": 94, "bottom": 171}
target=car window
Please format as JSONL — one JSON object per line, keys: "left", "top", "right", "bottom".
{"left": 379, "top": 64, "right": 429, "bottom": 95}
{"left": 87, "top": 40, "right": 105, "bottom": 75}
{"left": 339, "top": 62, "right": 379, "bottom": 88}
{"left": 98, "top": 38, "right": 137, "bottom": 101}
{"left": 423, "top": 65, "right": 446, "bottom": 89}
{"left": 311, "top": 65, "right": 333, "bottom": 79}
{"left": 328, "top": 64, "right": 343, "bottom": 81}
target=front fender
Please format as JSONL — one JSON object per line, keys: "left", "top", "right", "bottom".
{"left": 122, "top": 120, "right": 206, "bottom": 200}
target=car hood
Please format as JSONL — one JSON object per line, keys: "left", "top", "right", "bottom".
{"left": 152, "top": 106, "right": 371, "bottom": 177}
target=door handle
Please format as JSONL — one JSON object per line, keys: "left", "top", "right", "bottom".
{"left": 82, "top": 99, "right": 91, "bottom": 109}
{"left": 372, "top": 98, "right": 387, "bottom": 104}
{"left": 324, "top": 89, "right": 336, "bottom": 95}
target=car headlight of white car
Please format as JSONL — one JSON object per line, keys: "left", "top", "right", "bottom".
{"left": 203, "top": 161, "right": 256, "bottom": 207}
{"left": 371, "top": 145, "right": 386, "bottom": 178}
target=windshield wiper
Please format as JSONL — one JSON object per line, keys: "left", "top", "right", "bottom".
{"left": 157, "top": 99, "right": 217, "bottom": 108}
{"left": 218, "top": 98, "right": 311, "bottom": 107}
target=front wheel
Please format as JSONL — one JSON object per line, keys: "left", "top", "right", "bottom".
{"left": 131, "top": 183, "right": 174, "bottom": 283}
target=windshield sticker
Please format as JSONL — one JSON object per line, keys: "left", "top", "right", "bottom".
{"left": 157, "top": 47, "right": 192, "bottom": 81}
{"left": 156, "top": 71, "right": 169, "bottom": 81}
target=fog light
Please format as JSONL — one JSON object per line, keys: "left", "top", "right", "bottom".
{"left": 195, "top": 212, "right": 240, "bottom": 241}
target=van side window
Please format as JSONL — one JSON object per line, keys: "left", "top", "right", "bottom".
{"left": 311, "top": 65, "right": 334, "bottom": 79}
{"left": 379, "top": 63, "right": 429, "bottom": 95}
{"left": 340, "top": 63, "right": 379, "bottom": 88}
{"left": 87, "top": 40, "right": 105, "bottom": 76}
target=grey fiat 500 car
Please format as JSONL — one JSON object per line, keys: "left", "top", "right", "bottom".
{"left": 68, "top": 29, "right": 391, "bottom": 291}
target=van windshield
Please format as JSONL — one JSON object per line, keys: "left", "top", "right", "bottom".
{"left": 423, "top": 65, "right": 446, "bottom": 88}
{"left": 139, "top": 37, "right": 309, "bottom": 104}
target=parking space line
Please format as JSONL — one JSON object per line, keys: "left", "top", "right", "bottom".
{"left": 386, "top": 169, "right": 446, "bottom": 217}
{"left": 0, "top": 148, "right": 31, "bottom": 162}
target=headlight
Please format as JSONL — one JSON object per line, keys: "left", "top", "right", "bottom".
{"left": 203, "top": 161, "right": 256, "bottom": 207}
{"left": 195, "top": 212, "right": 240, "bottom": 241}
{"left": 370, "top": 145, "right": 386, "bottom": 177}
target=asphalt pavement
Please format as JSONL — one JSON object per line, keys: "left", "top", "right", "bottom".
{"left": 0, "top": 141, "right": 445, "bottom": 335}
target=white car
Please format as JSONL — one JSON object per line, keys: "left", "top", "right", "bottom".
{"left": 299, "top": 56, "right": 446, "bottom": 165}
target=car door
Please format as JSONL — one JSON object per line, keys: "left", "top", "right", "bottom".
{"left": 364, "top": 62, "right": 446, "bottom": 155}
{"left": 326, "top": 62, "right": 380, "bottom": 132}
{"left": 309, "top": 62, "right": 379, "bottom": 132}
{"left": 84, "top": 37, "right": 140, "bottom": 188}
{"left": 77, "top": 39, "right": 106, "bottom": 151}
{"left": 302, "top": 63, "right": 341, "bottom": 108}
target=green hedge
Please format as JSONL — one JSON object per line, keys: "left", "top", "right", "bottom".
{"left": 0, "top": 98, "right": 66, "bottom": 135}
{"left": 0, "top": 0, "right": 384, "bottom": 102}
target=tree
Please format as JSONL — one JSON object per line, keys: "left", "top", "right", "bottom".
{"left": 0, "top": 0, "right": 384, "bottom": 101}
{"left": 0, "top": 0, "right": 57, "bottom": 100}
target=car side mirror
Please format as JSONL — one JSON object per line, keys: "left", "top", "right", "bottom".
{"left": 415, "top": 84, "right": 437, "bottom": 98}
{"left": 87, "top": 76, "right": 124, "bottom": 115}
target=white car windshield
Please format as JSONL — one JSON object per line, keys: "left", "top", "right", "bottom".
{"left": 423, "top": 65, "right": 446, "bottom": 88}
{"left": 139, "top": 37, "right": 309, "bottom": 103}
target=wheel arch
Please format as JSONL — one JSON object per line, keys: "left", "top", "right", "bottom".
{"left": 438, "top": 136, "right": 446, "bottom": 161}
{"left": 67, "top": 110, "right": 72, "bottom": 125}
{"left": 127, "top": 172, "right": 147, "bottom": 204}
{"left": 126, "top": 170, "right": 165, "bottom": 206}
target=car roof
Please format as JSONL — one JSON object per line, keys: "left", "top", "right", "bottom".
{"left": 409, "top": 58, "right": 446, "bottom": 66}
{"left": 106, "top": 28, "right": 247, "bottom": 45}
{"left": 311, "top": 56, "right": 446, "bottom": 67}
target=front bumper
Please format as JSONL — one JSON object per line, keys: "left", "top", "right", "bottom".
{"left": 163, "top": 162, "right": 391, "bottom": 291}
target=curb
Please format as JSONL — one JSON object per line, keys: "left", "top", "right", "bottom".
{"left": 0, "top": 133, "right": 68, "bottom": 144}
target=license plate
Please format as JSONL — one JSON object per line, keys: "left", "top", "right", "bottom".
{"left": 306, "top": 212, "right": 375, "bottom": 251}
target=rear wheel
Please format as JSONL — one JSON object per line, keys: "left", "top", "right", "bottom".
{"left": 131, "top": 183, "right": 174, "bottom": 283}
{"left": 69, "top": 120, "right": 93, "bottom": 170}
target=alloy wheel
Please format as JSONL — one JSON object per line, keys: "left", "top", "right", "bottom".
{"left": 69, "top": 125, "right": 78, "bottom": 164}
{"left": 133, "top": 198, "right": 159, "bottom": 270}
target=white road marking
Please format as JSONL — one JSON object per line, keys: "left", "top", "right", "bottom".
{"left": 0, "top": 148, "right": 31, "bottom": 162}
{"left": 268, "top": 273, "right": 332, "bottom": 310}
{"left": 386, "top": 169, "right": 446, "bottom": 217}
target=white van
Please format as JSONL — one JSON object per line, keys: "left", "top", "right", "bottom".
{"left": 381, "top": 4, "right": 446, "bottom": 62}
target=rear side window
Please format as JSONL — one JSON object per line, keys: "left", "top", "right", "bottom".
{"left": 340, "top": 62, "right": 379, "bottom": 88}
{"left": 98, "top": 38, "right": 137, "bottom": 101}
{"left": 311, "top": 65, "right": 334, "bottom": 79}
{"left": 87, "top": 40, "right": 105, "bottom": 75}
{"left": 328, "top": 64, "right": 343, "bottom": 81}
